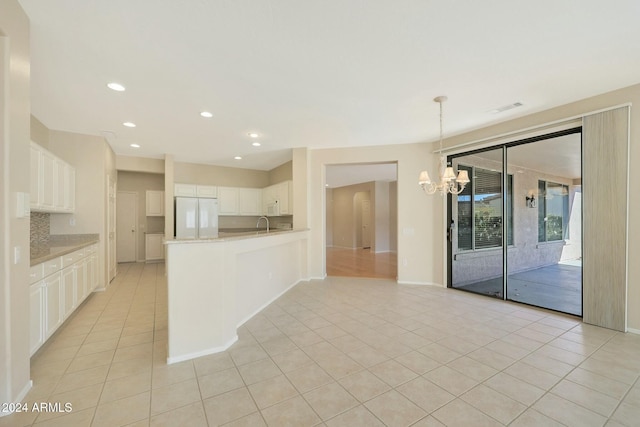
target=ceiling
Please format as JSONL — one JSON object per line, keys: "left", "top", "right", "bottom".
{"left": 19, "top": 1, "right": 640, "bottom": 171}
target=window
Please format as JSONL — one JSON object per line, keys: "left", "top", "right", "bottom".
{"left": 538, "top": 180, "right": 569, "bottom": 242}
{"left": 457, "top": 165, "right": 513, "bottom": 251}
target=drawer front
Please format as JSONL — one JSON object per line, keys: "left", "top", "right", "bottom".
{"left": 43, "top": 257, "right": 62, "bottom": 275}
{"left": 61, "top": 252, "right": 77, "bottom": 268}
{"left": 29, "top": 264, "right": 44, "bottom": 284}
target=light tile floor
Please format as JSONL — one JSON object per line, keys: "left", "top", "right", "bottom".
{"left": 3, "top": 262, "right": 640, "bottom": 426}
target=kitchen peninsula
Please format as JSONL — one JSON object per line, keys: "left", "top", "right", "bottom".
{"left": 165, "top": 228, "right": 308, "bottom": 363}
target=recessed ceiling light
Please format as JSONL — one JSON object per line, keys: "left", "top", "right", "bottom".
{"left": 234, "top": 156, "right": 242, "bottom": 160}
{"left": 123, "top": 122, "right": 136, "bottom": 128}
{"left": 248, "top": 133, "right": 259, "bottom": 138}
{"left": 200, "top": 111, "right": 213, "bottom": 118}
{"left": 130, "top": 143, "right": 140, "bottom": 148}
{"left": 252, "top": 142, "right": 261, "bottom": 147}
{"left": 107, "top": 82, "right": 125, "bottom": 92}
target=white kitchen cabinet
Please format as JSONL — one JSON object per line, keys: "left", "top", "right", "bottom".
{"left": 41, "top": 150, "right": 56, "bottom": 210}
{"left": 45, "top": 272, "right": 62, "bottom": 339}
{"left": 146, "top": 234, "right": 165, "bottom": 261}
{"left": 74, "top": 260, "right": 86, "bottom": 305}
{"left": 30, "top": 282, "right": 45, "bottom": 356}
{"left": 30, "top": 143, "right": 42, "bottom": 208}
{"left": 54, "top": 159, "right": 66, "bottom": 210}
{"left": 196, "top": 185, "right": 217, "bottom": 198}
{"left": 31, "top": 243, "right": 99, "bottom": 355}
{"left": 30, "top": 142, "right": 76, "bottom": 213}
{"left": 61, "top": 266, "right": 75, "bottom": 318}
{"left": 174, "top": 183, "right": 197, "bottom": 197}
{"left": 218, "top": 187, "right": 239, "bottom": 215}
{"left": 175, "top": 183, "right": 218, "bottom": 198}
{"left": 239, "top": 188, "right": 262, "bottom": 215}
{"left": 262, "top": 181, "right": 292, "bottom": 216}
{"left": 277, "top": 181, "right": 292, "bottom": 215}
{"left": 65, "top": 165, "right": 76, "bottom": 212}
{"left": 146, "top": 190, "right": 165, "bottom": 216}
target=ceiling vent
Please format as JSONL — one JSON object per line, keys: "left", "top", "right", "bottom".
{"left": 489, "top": 102, "right": 523, "bottom": 114}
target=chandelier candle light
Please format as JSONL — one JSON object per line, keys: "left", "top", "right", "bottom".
{"left": 418, "top": 96, "right": 470, "bottom": 195}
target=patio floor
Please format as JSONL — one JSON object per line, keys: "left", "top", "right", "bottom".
{"left": 454, "top": 263, "right": 582, "bottom": 316}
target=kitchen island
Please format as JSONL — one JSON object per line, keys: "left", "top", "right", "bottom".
{"left": 165, "top": 228, "right": 308, "bottom": 363}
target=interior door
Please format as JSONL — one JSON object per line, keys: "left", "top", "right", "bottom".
{"left": 116, "top": 191, "right": 137, "bottom": 262}
{"left": 362, "top": 199, "right": 371, "bottom": 249}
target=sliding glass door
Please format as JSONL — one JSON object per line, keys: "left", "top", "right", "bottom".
{"left": 505, "top": 134, "right": 582, "bottom": 316}
{"left": 448, "top": 130, "right": 582, "bottom": 316}
{"left": 450, "top": 147, "right": 505, "bottom": 298}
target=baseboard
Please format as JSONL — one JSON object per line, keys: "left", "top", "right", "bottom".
{"left": 309, "top": 275, "right": 327, "bottom": 280}
{"left": 0, "top": 380, "right": 32, "bottom": 417}
{"left": 237, "top": 279, "right": 302, "bottom": 328}
{"left": 167, "top": 335, "right": 238, "bottom": 365}
{"left": 627, "top": 327, "right": 640, "bottom": 335}
{"left": 397, "top": 280, "right": 444, "bottom": 287}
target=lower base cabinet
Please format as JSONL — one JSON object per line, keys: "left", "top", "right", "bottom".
{"left": 29, "top": 283, "right": 45, "bottom": 355}
{"left": 30, "top": 243, "right": 99, "bottom": 356}
{"left": 146, "top": 234, "right": 164, "bottom": 261}
{"left": 45, "top": 273, "right": 63, "bottom": 338}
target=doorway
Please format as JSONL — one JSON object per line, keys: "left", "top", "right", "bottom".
{"left": 325, "top": 163, "right": 398, "bottom": 279}
{"left": 448, "top": 129, "right": 582, "bottom": 316}
{"left": 117, "top": 191, "right": 137, "bottom": 263}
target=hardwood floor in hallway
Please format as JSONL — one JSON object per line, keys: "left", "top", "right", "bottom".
{"left": 326, "top": 247, "right": 397, "bottom": 279}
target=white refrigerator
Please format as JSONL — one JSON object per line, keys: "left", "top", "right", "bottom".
{"left": 175, "top": 197, "right": 219, "bottom": 239}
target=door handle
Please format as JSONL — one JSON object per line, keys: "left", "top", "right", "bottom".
{"left": 447, "top": 220, "right": 455, "bottom": 242}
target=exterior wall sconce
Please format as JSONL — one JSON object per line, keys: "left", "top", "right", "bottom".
{"left": 526, "top": 194, "right": 536, "bottom": 208}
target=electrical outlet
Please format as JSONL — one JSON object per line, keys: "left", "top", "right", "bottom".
{"left": 69, "top": 216, "right": 76, "bottom": 226}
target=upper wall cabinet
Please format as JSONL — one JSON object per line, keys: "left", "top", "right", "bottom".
{"left": 174, "top": 183, "right": 217, "bottom": 198}
{"left": 146, "top": 190, "right": 165, "bottom": 216}
{"left": 30, "top": 142, "right": 76, "bottom": 213}
{"left": 262, "top": 180, "right": 292, "bottom": 216}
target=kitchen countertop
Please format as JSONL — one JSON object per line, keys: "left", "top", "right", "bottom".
{"left": 31, "top": 234, "right": 99, "bottom": 266}
{"left": 166, "top": 228, "right": 307, "bottom": 244}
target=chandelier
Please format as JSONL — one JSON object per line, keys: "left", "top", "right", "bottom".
{"left": 418, "top": 96, "right": 470, "bottom": 195}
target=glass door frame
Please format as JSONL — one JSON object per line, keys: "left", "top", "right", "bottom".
{"left": 446, "top": 127, "right": 583, "bottom": 316}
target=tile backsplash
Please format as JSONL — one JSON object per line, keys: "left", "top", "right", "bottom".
{"left": 30, "top": 212, "right": 50, "bottom": 246}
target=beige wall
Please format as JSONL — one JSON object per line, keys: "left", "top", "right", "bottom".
{"left": 269, "top": 160, "right": 292, "bottom": 185}
{"left": 48, "top": 130, "right": 115, "bottom": 290}
{"left": 374, "top": 181, "right": 391, "bottom": 253}
{"left": 325, "top": 188, "right": 333, "bottom": 246}
{"left": 117, "top": 171, "right": 165, "bottom": 261}
{"left": 0, "top": 0, "right": 32, "bottom": 405}
{"left": 389, "top": 181, "right": 398, "bottom": 253}
{"left": 309, "top": 143, "right": 442, "bottom": 284}
{"left": 30, "top": 114, "right": 50, "bottom": 148}
{"left": 330, "top": 182, "right": 373, "bottom": 249}
{"left": 117, "top": 155, "right": 164, "bottom": 174}
{"left": 174, "top": 161, "right": 269, "bottom": 188}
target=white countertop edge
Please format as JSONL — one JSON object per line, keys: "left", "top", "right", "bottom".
{"left": 165, "top": 228, "right": 308, "bottom": 244}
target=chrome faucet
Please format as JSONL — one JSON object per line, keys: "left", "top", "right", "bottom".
{"left": 256, "top": 216, "right": 270, "bottom": 232}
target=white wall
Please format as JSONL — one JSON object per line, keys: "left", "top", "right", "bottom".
{"left": 0, "top": 0, "right": 32, "bottom": 407}
{"left": 48, "top": 130, "right": 115, "bottom": 290}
